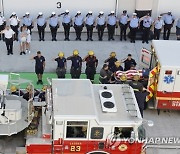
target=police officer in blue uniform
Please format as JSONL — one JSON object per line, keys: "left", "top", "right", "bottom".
{"left": 96, "top": 11, "right": 106, "bottom": 41}
{"left": 59, "top": 10, "right": 72, "bottom": 41}
{"left": 140, "top": 13, "right": 153, "bottom": 44}
{"left": 74, "top": 11, "right": 84, "bottom": 40}
{"left": 85, "top": 11, "right": 95, "bottom": 41}
{"left": 49, "top": 12, "right": 59, "bottom": 41}
{"left": 83, "top": 50, "right": 98, "bottom": 82}
{"left": 31, "top": 51, "right": 46, "bottom": 84}
{"left": 0, "top": 12, "right": 6, "bottom": 41}
{"left": 53, "top": 52, "right": 67, "bottom": 78}
{"left": 153, "top": 16, "right": 164, "bottom": 40}
{"left": 162, "top": 11, "right": 175, "bottom": 40}
{"left": 37, "top": 12, "right": 46, "bottom": 41}
{"left": 67, "top": 50, "right": 82, "bottom": 79}
{"left": 129, "top": 13, "right": 139, "bottom": 43}
{"left": 119, "top": 10, "right": 129, "bottom": 41}
{"left": 107, "top": 11, "right": 117, "bottom": 41}
{"left": 22, "top": 12, "right": 34, "bottom": 34}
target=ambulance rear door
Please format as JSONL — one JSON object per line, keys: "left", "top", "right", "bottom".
{"left": 139, "top": 48, "right": 152, "bottom": 69}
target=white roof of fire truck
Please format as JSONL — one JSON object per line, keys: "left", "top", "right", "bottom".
{"left": 52, "top": 79, "right": 142, "bottom": 125}
{"left": 152, "top": 40, "right": 180, "bottom": 67}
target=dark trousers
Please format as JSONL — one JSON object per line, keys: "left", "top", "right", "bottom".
{"left": 10, "top": 25, "right": 19, "bottom": 40}
{"left": 50, "top": 25, "right": 58, "bottom": 40}
{"left": 0, "top": 25, "right": 5, "bottom": 40}
{"left": 74, "top": 25, "right": 83, "bottom": 39}
{"left": 120, "top": 23, "right": 127, "bottom": 40}
{"left": 5, "top": 38, "right": 13, "bottom": 54}
{"left": 154, "top": 28, "right": 161, "bottom": 40}
{"left": 85, "top": 67, "right": 96, "bottom": 81}
{"left": 107, "top": 24, "right": 115, "bottom": 40}
{"left": 63, "top": 23, "right": 70, "bottom": 39}
{"left": 97, "top": 24, "right": 105, "bottom": 40}
{"left": 37, "top": 25, "right": 45, "bottom": 40}
{"left": 129, "top": 27, "right": 137, "bottom": 42}
{"left": 142, "top": 27, "right": 150, "bottom": 42}
{"left": 163, "top": 24, "right": 172, "bottom": 40}
{"left": 86, "top": 25, "right": 93, "bottom": 39}
{"left": 56, "top": 67, "right": 66, "bottom": 78}
{"left": 70, "top": 67, "right": 81, "bottom": 79}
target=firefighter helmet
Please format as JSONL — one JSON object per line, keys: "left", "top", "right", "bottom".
{"left": 110, "top": 52, "right": 116, "bottom": 57}
{"left": 88, "top": 50, "right": 94, "bottom": 56}
{"left": 26, "top": 85, "right": 32, "bottom": 92}
{"left": 115, "top": 61, "right": 121, "bottom": 67}
{"left": 133, "top": 74, "right": 140, "bottom": 81}
{"left": 10, "top": 85, "right": 17, "bottom": 92}
{"left": 120, "top": 74, "right": 127, "bottom": 81}
{"left": 58, "top": 52, "right": 64, "bottom": 58}
{"left": 73, "top": 50, "right": 79, "bottom": 56}
{"left": 42, "top": 85, "right": 48, "bottom": 92}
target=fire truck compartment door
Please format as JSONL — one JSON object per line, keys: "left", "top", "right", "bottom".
{"left": 139, "top": 48, "right": 152, "bottom": 69}
{"left": 173, "top": 69, "right": 180, "bottom": 92}
{"left": 159, "top": 68, "right": 176, "bottom": 93}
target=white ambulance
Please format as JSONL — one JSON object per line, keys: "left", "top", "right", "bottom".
{"left": 140, "top": 40, "right": 180, "bottom": 110}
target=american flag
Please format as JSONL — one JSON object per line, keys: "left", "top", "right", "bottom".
{"left": 115, "top": 70, "right": 143, "bottom": 80}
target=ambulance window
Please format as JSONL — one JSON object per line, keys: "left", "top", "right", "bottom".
{"left": 114, "top": 127, "right": 133, "bottom": 138}
{"left": 91, "top": 127, "right": 104, "bottom": 139}
{"left": 66, "top": 121, "right": 88, "bottom": 138}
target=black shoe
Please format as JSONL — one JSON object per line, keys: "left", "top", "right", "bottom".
{"left": 52, "top": 39, "right": 54, "bottom": 41}
{"left": 11, "top": 52, "right": 13, "bottom": 55}
{"left": 112, "top": 37, "right": 115, "bottom": 40}
{"left": 7, "top": 53, "right": 10, "bottom": 55}
{"left": 67, "top": 38, "right": 70, "bottom": 41}
{"left": 108, "top": 38, "right": 110, "bottom": 41}
{"left": 64, "top": 38, "right": 67, "bottom": 41}
{"left": 90, "top": 38, "right": 93, "bottom": 41}
{"left": 39, "top": 39, "right": 41, "bottom": 41}
{"left": 54, "top": 39, "right": 57, "bottom": 41}
{"left": 86, "top": 38, "right": 89, "bottom": 41}
{"left": 120, "top": 38, "right": 122, "bottom": 41}
{"left": 20, "top": 52, "right": 23, "bottom": 55}
{"left": 75, "top": 38, "right": 78, "bottom": 40}
{"left": 133, "top": 40, "right": 135, "bottom": 43}
{"left": 42, "top": 39, "right": 45, "bottom": 41}
{"left": 146, "top": 41, "right": 149, "bottom": 44}
{"left": 23, "top": 51, "right": 26, "bottom": 55}
{"left": 79, "top": 38, "right": 81, "bottom": 41}
{"left": 124, "top": 38, "right": 127, "bottom": 41}
{"left": 142, "top": 41, "right": 145, "bottom": 43}
{"left": 130, "top": 40, "right": 133, "bottom": 43}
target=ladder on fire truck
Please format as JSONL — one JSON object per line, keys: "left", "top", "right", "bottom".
{"left": 121, "top": 85, "right": 138, "bottom": 117}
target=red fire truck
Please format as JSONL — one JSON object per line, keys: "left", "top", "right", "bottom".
{"left": 140, "top": 40, "right": 180, "bottom": 111}
{"left": 26, "top": 79, "right": 147, "bottom": 154}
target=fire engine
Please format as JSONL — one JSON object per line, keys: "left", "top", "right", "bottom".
{"left": 140, "top": 40, "right": 180, "bottom": 111}
{"left": 26, "top": 79, "right": 147, "bottom": 154}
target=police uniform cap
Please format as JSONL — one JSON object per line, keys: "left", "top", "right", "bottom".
{"left": 115, "top": 61, "right": 121, "bottom": 67}
{"left": 111, "top": 11, "right": 115, "bottom": 14}
{"left": 42, "top": 85, "right": 48, "bottom": 92}
{"left": 39, "top": 12, "right": 43, "bottom": 15}
{"left": 73, "top": 49, "right": 79, "bottom": 56}
{"left": 58, "top": 52, "right": 64, "bottom": 58}
{"left": 120, "top": 74, "right": 127, "bottom": 81}
{"left": 133, "top": 13, "right": 137, "bottom": 16}
{"left": 158, "top": 15, "right": 162, "bottom": 18}
{"left": 99, "top": 11, "right": 104, "bottom": 14}
{"left": 77, "top": 11, "right": 81, "bottom": 14}
{"left": 25, "top": 12, "right": 30, "bottom": 15}
{"left": 88, "top": 11, "right": 93, "bottom": 14}
{"left": 133, "top": 74, "right": 140, "bottom": 81}
{"left": 110, "top": 52, "right": 116, "bottom": 57}
{"left": 52, "top": 12, "right": 56, "bottom": 15}
{"left": 10, "top": 85, "right": 17, "bottom": 92}
{"left": 12, "top": 12, "right": 16, "bottom": 15}
{"left": 88, "top": 50, "right": 94, "bottom": 56}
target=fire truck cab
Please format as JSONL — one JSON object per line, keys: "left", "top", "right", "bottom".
{"left": 26, "top": 79, "right": 146, "bottom": 154}
{"left": 140, "top": 40, "right": 180, "bottom": 110}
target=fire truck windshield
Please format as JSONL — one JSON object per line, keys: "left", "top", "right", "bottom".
{"left": 66, "top": 121, "right": 88, "bottom": 138}
{"left": 114, "top": 127, "right": 133, "bottom": 138}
